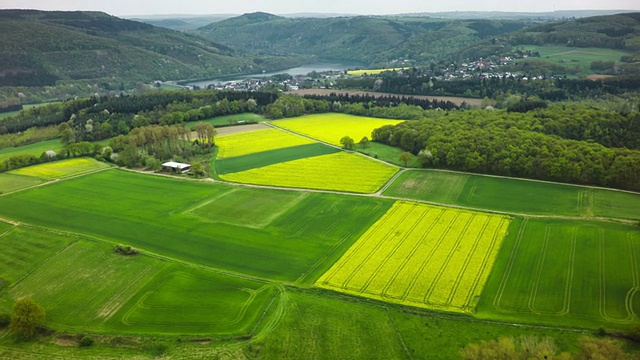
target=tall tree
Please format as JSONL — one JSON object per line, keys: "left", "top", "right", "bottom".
{"left": 9, "top": 298, "right": 45, "bottom": 340}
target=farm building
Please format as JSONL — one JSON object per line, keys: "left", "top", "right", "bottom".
{"left": 161, "top": 161, "right": 191, "bottom": 173}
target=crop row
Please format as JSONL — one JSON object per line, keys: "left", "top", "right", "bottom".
{"left": 271, "top": 113, "right": 403, "bottom": 147}
{"left": 316, "top": 201, "right": 509, "bottom": 313}
{"left": 216, "top": 128, "right": 314, "bottom": 159}
{"left": 220, "top": 152, "right": 399, "bottom": 194}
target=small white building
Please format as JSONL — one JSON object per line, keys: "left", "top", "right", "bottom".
{"left": 161, "top": 161, "right": 191, "bottom": 174}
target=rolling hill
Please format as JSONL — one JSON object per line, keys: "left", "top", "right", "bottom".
{"left": 0, "top": 10, "right": 306, "bottom": 86}
{"left": 194, "top": 13, "right": 534, "bottom": 66}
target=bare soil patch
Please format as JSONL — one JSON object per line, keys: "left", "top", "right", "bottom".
{"left": 216, "top": 124, "right": 270, "bottom": 137}
{"left": 289, "top": 89, "right": 482, "bottom": 107}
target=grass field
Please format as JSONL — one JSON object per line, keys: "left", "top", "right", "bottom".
{"left": 9, "top": 158, "right": 111, "bottom": 180}
{"left": 216, "top": 128, "right": 314, "bottom": 159}
{"left": 3, "top": 236, "right": 277, "bottom": 335}
{"left": 316, "top": 201, "right": 510, "bottom": 313}
{"left": 117, "top": 268, "right": 276, "bottom": 335}
{"left": 221, "top": 152, "right": 399, "bottom": 194}
{"left": 477, "top": 217, "right": 640, "bottom": 329}
{"left": 516, "top": 45, "right": 631, "bottom": 74}
{"left": 215, "top": 143, "right": 339, "bottom": 175}
{"left": 384, "top": 170, "right": 640, "bottom": 219}
{"left": 0, "top": 173, "right": 45, "bottom": 194}
{"left": 0, "top": 169, "right": 393, "bottom": 283}
{"left": 0, "top": 139, "right": 62, "bottom": 162}
{"left": 357, "top": 142, "right": 421, "bottom": 167}
{"left": 270, "top": 113, "right": 404, "bottom": 147}
{"left": 0, "top": 226, "right": 74, "bottom": 310}
{"left": 187, "top": 113, "right": 265, "bottom": 129}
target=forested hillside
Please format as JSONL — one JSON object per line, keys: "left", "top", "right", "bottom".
{"left": 0, "top": 10, "right": 307, "bottom": 86}
{"left": 195, "top": 13, "right": 532, "bottom": 66}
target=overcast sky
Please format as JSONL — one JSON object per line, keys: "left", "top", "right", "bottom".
{"left": 1, "top": 0, "right": 639, "bottom": 16}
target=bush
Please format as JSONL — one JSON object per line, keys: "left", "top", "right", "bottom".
{"left": 114, "top": 244, "right": 139, "bottom": 256}
{"left": 79, "top": 336, "right": 94, "bottom": 347}
{"left": 144, "top": 342, "right": 169, "bottom": 357}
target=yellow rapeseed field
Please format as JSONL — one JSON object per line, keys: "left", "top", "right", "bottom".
{"left": 220, "top": 152, "right": 398, "bottom": 193}
{"left": 316, "top": 201, "right": 510, "bottom": 314}
{"left": 270, "top": 114, "right": 404, "bottom": 147}
{"left": 347, "top": 67, "right": 410, "bottom": 76}
{"left": 9, "top": 158, "right": 111, "bottom": 180}
{"left": 216, "top": 128, "right": 314, "bottom": 159}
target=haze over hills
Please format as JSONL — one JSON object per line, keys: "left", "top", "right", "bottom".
{"left": 0, "top": 10, "right": 307, "bottom": 86}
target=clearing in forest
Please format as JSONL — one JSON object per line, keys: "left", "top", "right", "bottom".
{"left": 220, "top": 152, "right": 399, "bottom": 194}
{"left": 215, "top": 127, "right": 314, "bottom": 159}
{"left": 316, "top": 201, "right": 510, "bottom": 313}
{"left": 478, "top": 218, "right": 640, "bottom": 328}
{"left": 270, "top": 113, "right": 404, "bottom": 147}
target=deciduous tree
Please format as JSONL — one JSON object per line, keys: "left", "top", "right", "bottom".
{"left": 340, "top": 136, "right": 355, "bottom": 150}
{"left": 9, "top": 298, "right": 45, "bottom": 340}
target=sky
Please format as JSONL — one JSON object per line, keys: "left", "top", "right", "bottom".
{"left": 1, "top": 0, "right": 640, "bottom": 16}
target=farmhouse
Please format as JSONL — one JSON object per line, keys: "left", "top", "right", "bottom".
{"left": 161, "top": 161, "right": 191, "bottom": 173}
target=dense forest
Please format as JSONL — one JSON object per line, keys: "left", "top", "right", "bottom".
{"left": 372, "top": 106, "right": 640, "bottom": 191}
{"left": 195, "top": 13, "right": 533, "bottom": 66}
{"left": 0, "top": 10, "right": 310, "bottom": 86}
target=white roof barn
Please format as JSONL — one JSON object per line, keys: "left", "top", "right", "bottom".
{"left": 162, "top": 161, "right": 191, "bottom": 173}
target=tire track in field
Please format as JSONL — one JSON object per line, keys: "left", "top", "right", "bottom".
{"left": 398, "top": 212, "right": 462, "bottom": 302}
{"left": 464, "top": 217, "right": 508, "bottom": 307}
{"left": 422, "top": 214, "right": 475, "bottom": 304}
{"left": 341, "top": 205, "right": 414, "bottom": 290}
{"left": 445, "top": 216, "right": 491, "bottom": 307}
{"left": 528, "top": 226, "right": 551, "bottom": 313}
{"left": 359, "top": 205, "right": 429, "bottom": 294}
{"left": 380, "top": 209, "right": 445, "bottom": 298}
{"left": 493, "top": 218, "right": 528, "bottom": 310}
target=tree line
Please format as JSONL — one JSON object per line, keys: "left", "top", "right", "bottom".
{"left": 372, "top": 108, "right": 640, "bottom": 191}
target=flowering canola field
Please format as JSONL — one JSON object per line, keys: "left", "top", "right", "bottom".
{"left": 216, "top": 128, "right": 314, "bottom": 159}
{"left": 271, "top": 114, "right": 404, "bottom": 146}
{"left": 9, "top": 158, "right": 111, "bottom": 180}
{"left": 220, "top": 152, "right": 398, "bottom": 194}
{"left": 316, "top": 201, "right": 510, "bottom": 313}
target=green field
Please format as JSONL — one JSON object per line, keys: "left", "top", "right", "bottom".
{"left": 0, "top": 173, "right": 44, "bottom": 194}
{"left": 384, "top": 170, "right": 640, "bottom": 219}
{"left": 0, "top": 139, "right": 62, "bottom": 162}
{"left": 215, "top": 143, "right": 340, "bottom": 175}
{"left": 187, "top": 113, "right": 265, "bottom": 129}
{"left": 478, "top": 217, "right": 640, "bottom": 329}
{"left": 357, "top": 142, "right": 421, "bottom": 167}
{"left": 1, "top": 232, "right": 277, "bottom": 335}
{"left": 516, "top": 45, "right": 631, "bottom": 74}
{"left": 317, "top": 201, "right": 510, "bottom": 313}
{"left": 0, "top": 169, "right": 393, "bottom": 283}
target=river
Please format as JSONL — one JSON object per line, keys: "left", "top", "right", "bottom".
{"left": 186, "top": 62, "right": 360, "bottom": 88}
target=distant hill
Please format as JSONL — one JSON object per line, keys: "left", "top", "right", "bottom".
{"left": 195, "top": 13, "right": 534, "bottom": 66}
{"left": 130, "top": 15, "right": 236, "bottom": 31}
{"left": 0, "top": 10, "right": 305, "bottom": 86}
{"left": 508, "top": 13, "right": 640, "bottom": 50}
{"left": 398, "top": 10, "right": 639, "bottom": 20}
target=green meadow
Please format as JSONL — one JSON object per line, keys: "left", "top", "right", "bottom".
{"left": 0, "top": 169, "right": 393, "bottom": 283}
{"left": 478, "top": 218, "right": 640, "bottom": 329}
{"left": 384, "top": 169, "right": 640, "bottom": 219}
